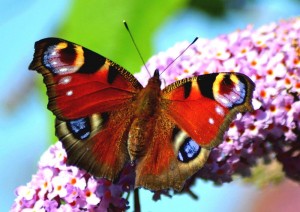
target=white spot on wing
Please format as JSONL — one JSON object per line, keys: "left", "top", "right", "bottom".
{"left": 59, "top": 76, "right": 72, "bottom": 85}
{"left": 66, "top": 90, "right": 73, "bottom": 96}
{"left": 208, "top": 118, "right": 214, "bottom": 125}
{"left": 215, "top": 105, "right": 224, "bottom": 116}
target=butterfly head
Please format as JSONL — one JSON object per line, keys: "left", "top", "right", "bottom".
{"left": 146, "top": 69, "right": 161, "bottom": 88}
{"left": 153, "top": 69, "right": 160, "bottom": 78}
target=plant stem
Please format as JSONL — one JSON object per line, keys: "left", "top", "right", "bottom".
{"left": 134, "top": 189, "right": 141, "bottom": 212}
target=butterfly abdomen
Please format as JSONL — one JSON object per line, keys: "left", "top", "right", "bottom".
{"left": 128, "top": 118, "right": 155, "bottom": 162}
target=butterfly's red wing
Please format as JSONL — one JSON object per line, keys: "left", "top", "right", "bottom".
{"left": 29, "top": 38, "right": 142, "bottom": 181}
{"left": 162, "top": 72, "right": 255, "bottom": 148}
{"left": 29, "top": 38, "right": 142, "bottom": 120}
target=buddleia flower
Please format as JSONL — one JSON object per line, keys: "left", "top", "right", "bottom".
{"left": 13, "top": 17, "right": 300, "bottom": 210}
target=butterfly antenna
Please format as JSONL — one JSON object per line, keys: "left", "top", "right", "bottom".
{"left": 160, "top": 37, "right": 198, "bottom": 76}
{"left": 123, "top": 20, "right": 151, "bottom": 76}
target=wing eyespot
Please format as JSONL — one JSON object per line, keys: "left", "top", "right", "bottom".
{"left": 66, "top": 117, "right": 91, "bottom": 140}
{"left": 177, "top": 138, "right": 201, "bottom": 163}
{"left": 43, "top": 42, "right": 84, "bottom": 75}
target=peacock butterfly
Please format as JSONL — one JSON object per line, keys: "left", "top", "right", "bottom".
{"left": 29, "top": 37, "right": 255, "bottom": 191}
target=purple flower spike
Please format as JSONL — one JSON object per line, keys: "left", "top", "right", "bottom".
{"left": 11, "top": 142, "right": 130, "bottom": 211}
{"left": 13, "top": 18, "right": 300, "bottom": 210}
{"left": 137, "top": 18, "right": 300, "bottom": 186}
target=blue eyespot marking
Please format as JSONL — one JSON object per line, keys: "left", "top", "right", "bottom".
{"left": 178, "top": 138, "right": 201, "bottom": 163}
{"left": 66, "top": 117, "right": 91, "bottom": 140}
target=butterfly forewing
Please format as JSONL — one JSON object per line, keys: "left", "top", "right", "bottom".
{"left": 29, "top": 38, "right": 142, "bottom": 120}
{"left": 162, "top": 72, "right": 255, "bottom": 149}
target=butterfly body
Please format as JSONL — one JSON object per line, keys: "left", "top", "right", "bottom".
{"left": 128, "top": 70, "right": 162, "bottom": 162}
{"left": 29, "top": 38, "right": 255, "bottom": 191}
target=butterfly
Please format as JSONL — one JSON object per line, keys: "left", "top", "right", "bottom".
{"left": 29, "top": 38, "right": 255, "bottom": 191}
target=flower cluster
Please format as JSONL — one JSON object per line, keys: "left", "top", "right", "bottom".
{"left": 11, "top": 142, "right": 132, "bottom": 211}
{"left": 13, "top": 17, "right": 300, "bottom": 210}
{"left": 136, "top": 18, "right": 300, "bottom": 185}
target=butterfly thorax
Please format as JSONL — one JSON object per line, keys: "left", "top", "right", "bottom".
{"left": 128, "top": 70, "right": 162, "bottom": 162}
{"left": 133, "top": 70, "right": 162, "bottom": 117}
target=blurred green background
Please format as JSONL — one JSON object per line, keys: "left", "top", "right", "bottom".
{"left": 1, "top": 0, "right": 300, "bottom": 211}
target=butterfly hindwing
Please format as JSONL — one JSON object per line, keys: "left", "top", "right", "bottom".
{"left": 162, "top": 72, "right": 255, "bottom": 148}
{"left": 135, "top": 113, "right": 210, "bottom": 191}
{"left": 55, "top": 107, "right": 134, "bottom": 181}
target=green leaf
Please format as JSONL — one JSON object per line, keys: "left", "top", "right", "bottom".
{"left": 57, "top": 0, "right": 188, "bottom": 74}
